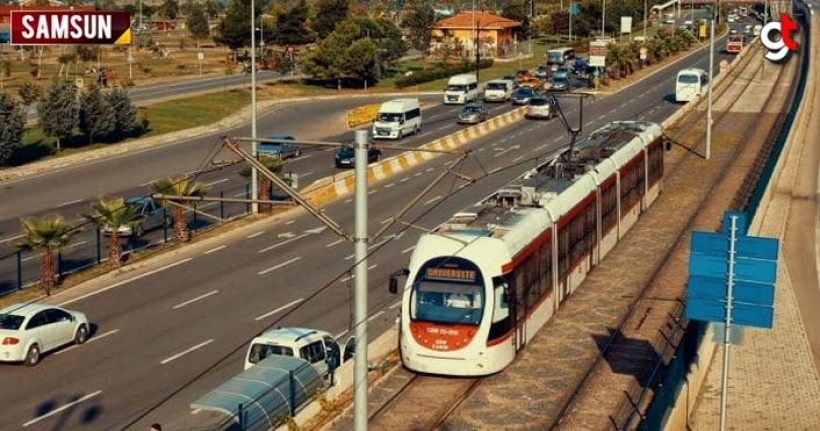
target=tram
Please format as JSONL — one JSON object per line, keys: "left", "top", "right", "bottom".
{"left": 389, "top": 121, "right": 666, "bottom": 376}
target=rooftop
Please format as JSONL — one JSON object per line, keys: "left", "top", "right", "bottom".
{"left": 434, "top": 12, "right": 521, "bottom": 30}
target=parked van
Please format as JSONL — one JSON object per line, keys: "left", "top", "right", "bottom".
{"left": 444, "top": 73, "right": 480, "bottom": 104}
{"left": 245, "top": 327, "right": 353, "bottom": 384}
{"left": 546, "top": 47, "right": 576, "bottom": 70}
{"left": 483, "top": 79, "right": 514, "bottom": 102}
{"left": 372, "top": 98, "right": 422, "bottom": 139}
{"left": 675, "top": 67, "right": 708, "bottom": 102}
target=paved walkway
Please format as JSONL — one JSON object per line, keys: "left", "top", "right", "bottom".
{"left": 688, "top": 6, "right": 820, "bottom": 429}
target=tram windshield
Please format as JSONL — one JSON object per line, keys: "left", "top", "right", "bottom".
{"left": 410, "top": 281, "right": 483, "bottom": 325}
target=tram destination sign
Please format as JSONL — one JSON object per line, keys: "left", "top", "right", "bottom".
{"left": 425, "top": 267, "right": 476, "bottom": 282}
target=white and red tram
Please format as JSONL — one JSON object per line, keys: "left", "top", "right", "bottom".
{"left": 389, "top": 121, "right": 666, "bottom": 376}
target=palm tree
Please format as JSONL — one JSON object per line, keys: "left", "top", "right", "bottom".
{"left": 238, "top": 156, "right": 284, "bottom": 213}
{"left": 18, "top": 216, "right": 76, "bottom": 296}
{"left": 150, "top": 176, "right": 208, "bottom": 242}
{"left": 606, "top": 43, "right": 637, "bottom": 80}
{"left": 85, "top": 197, "right": 142, "bottom": 267}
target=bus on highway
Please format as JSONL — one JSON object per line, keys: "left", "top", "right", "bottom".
{"left": 675, "top": 67, "right": 708, "bottom": 102}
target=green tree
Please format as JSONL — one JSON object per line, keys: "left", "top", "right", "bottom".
{"left": 150, "top": 176, "right": 208, "bottom": 242}
{"left": 501, "top": 0, "right": 530, "bottom": 40}
{"left": 312, "top": 0, "right": 350, "bottom": 40}
{"left": 354, "top": 17, "right": 407, "bottom": 76}
{"left": 238, "top": 156, "right": 283, "bottom": 213}
{"left": 203, "top": 0, "right": 222, "bottom": 18}
{"left": 214, "top": 0, "right": 252, "bottom": 51}
{"left": 161, "top": 0, "right": 180, "bottom": 20}
{"left": 38, "top": 81, "right": 79, "bottom": 152}
{"left": 401, "top": 0, "right": 436, "bottom": 60}
{"left": 85, "top": 197, "right": 142, "bottom": 267}
{"left": 18, "top": 215, "right": 76, "bottom": 296}
{"left": 18, "top": 82, "right": 43, "bottom": 109}
{"left": 271, "top": 0, "right": 315, "bottom": 45}
{"left": 79, "top": 84, "right": 114, "bottom": 145}
{"left": 0, "top": 60, "right": 10, "bottom": 90}
{"left": 108, "top": 87, "right": 140, "bottom": 139}
{"left": 300, "top": 20, "right": 370, "bottom": 88}
{"left": 187, "top": 3, "right": 211, "bottom": 47}
{"left": 0, "top": 92, "right": 25, "bottom": 166}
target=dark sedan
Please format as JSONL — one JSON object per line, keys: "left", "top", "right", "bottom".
{"left": 335, "top": 144, "right": 381, "bottom": 168}
{"left": 512, "top": 86, "right": 537, "bottom": 105}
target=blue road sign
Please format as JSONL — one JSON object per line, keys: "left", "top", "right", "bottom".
{"left": 685, "top": 211, "right": 778, "bottom": 329}
{"left": 570, "top": 3, "right": 580, "bottom": 16}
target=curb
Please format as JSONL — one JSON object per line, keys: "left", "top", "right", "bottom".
{"left": 301, "top": 106, "right": 528, "bottom": 207}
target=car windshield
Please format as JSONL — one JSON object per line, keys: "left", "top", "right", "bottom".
{"left": 410, "top": 281, "right": 483, "bottom": 325}
{"left": 248, "top": 343, "right": 294, "bottom": 365}
{"left": 486, "top": 82, "right": 506, "bottom": 90}
{"left": 678, "top": 74, "right": 700, "bottom": 84}
{"left": 378, "top": 113, "right": 402, "bottom": 122}
{"left": 446, "top": 84, "right": 468, "bottom": 92}
{"left": 552, "top": 76, "right": 568, "bottom": 83}
{"left": 530, "top": 98, "right": 551, "bottom": 106}
{"left": 337, "top": 145, "right": 354, "bottom": 157}
{"left": 0, "top": 313, "right": 24, "bottom": 330}
{"left": 515, "top": 88, "right": 534, "bottom": 96}
{"left": 461, "top": 105, "right": 482, "bottom": 114}
{"left": 547, "top": 52, "right": 564, "bottom": 63}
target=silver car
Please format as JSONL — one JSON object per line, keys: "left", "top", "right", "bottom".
{"left": 102, "top": 196, "right": 166, "bottom": 237}
{"left": 526, "top": 96, "right": 559, "bottom": 120}
{"left": 0, "top": 303, "right": 90, "bottom": 366}
{"left": 258, "top": 134, "right": 301, "bottom": 159}
{"left": 457, "top": 103, "right": 489, "bottom": 124}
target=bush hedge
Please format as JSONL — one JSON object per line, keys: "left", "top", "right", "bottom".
{"left": 394, "top": 59, "right": 495, "bottom": 88}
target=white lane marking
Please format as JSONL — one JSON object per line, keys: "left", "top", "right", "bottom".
{"left": 426, "top": 168, "right": 434, "bottom": 173}
{"left": 258, "top": 233, "right": 309, "bottom": 253}
{"left": 335, "top": 329, "right": 349, "bottom": 340}
{"left": 367, "top": 310, "right": 386, "bottom": 322}
{"left": 173, "top": 290, "right": 219, "bottom": 310}
{"left": 368, "top": 190, "right": 377, "bottom": 195}
{"left": 345, "top": 198, "right": 353, "bottom": 203}
{"left": 204, "top": 245, "right": 227, "bottom": 254}
{"left": 513, "top": 156, "right": 524, "bottom": 163}
{"left": 23, "top": 390, "right": 103, "bottom": 427}
{"left": 381, "top": 218, "right": 393, "bottom": 225}
{"left": 285, "top": 220, "right": 295, "bottom": 225}
{"left": 278, "top": 232, "right": 296, "bottom": 238}
{"left": 533, "top": 144, "right": 548, "bottom": 152}
{"left": 254, "top": 298, "right": 305, "bottom": 321}
{"left": 55, "top": 329, "right": 120, "bottom": 356}
{"left": 57, "top": 199, "right": 82, "bottom": 208}
{"left": 258, "top": 257, "right": 302, "bottom": 275}
{"left": 424, "top": 196, "right": 442, "bottom": 205}
{"left": 247, "top": 231, "right": 265, "bottom": 239}
{"left": 345, "top": 253, "right": 354, "bottom": 260}
{"left": 204, "top": 178, "right": 230, "bottom": 187}
{"left": 301, "top": 171, "right": 315, "bottom": 178}
{"left": 339, "top": 264, "right": 379, "bottom": 281}
{"left": 414, "top": 172, "right": 422, "bottom": 176}
{"left": 0, "top": 234, "right": 23, "bottom": 243}
{"left": 233, "top": 191, "right": 246, "bottom": 198}
{"left": 192, "top": 409, "right": 202, "bottom": 415}
{"left": 490, "top": 167, "right": 502, "bottom": 174}
{"left": 59, "top": 258, "right": 194, "bottom": 306}
{"left": 390, "top": 301, "right": 402, "bottom": 309}
{"left": 326, "top": 239, "right": 345, "bottom": 248}
{"left": 402, "top": 246, "right": 415, "bottom": 254}
{"left": 385, "top": 182, "right": 396, "bottom": 188}
{"left": 161, "top": 339, "right": 213, "bottom": 365}
{"left": 141, "top": 179, "right": 157, "bottom": 187}
{"left": 400, "top": 177, "right": 409, "bottom": 182}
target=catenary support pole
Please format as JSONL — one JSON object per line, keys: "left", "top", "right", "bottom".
{"left": 706, "top": 11, "right": 715, "bottom": 160}
{"left": 353, "top": 129, "right": 369, "bottom": 431}
{"left": 250, "top": 0, "right": 259, "bottom": 214}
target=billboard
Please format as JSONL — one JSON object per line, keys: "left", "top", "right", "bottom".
{"left": 589, "top": 40, "right": 607, "bottom": 67}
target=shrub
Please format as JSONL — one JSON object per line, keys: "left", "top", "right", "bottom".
{"left": 394, "top": 59, "right": 494, "bottom": 88}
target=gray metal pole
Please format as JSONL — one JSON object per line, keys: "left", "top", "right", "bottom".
{"left": 706, "top": 13, "right": 714, "bottom": 160}
{"left": 602, "top": 0, "right": 606, "bottom": 37}
{"left": 643, "top": 0, "right": 647, "bottom": 40}
{"left": 569, "top": 3, "right": 573, "bottom": 42}
{"left": 251, "top": 0, "right": 259, "bottom": 214}
{"left": 719, "top": 215, "right": 738, "bottom": 431}
{"left": 353, "top": 129, "right": 369, "bottom": 431}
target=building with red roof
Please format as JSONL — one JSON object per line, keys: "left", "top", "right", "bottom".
{"left": 432, "top": 12, "right": 522, "bottom": 58}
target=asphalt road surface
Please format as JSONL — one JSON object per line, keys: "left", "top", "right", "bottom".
{"left": 0, "top": 38, "right": 737, "bottom": 430}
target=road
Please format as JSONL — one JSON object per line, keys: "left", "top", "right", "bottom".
{"left": 0, "top": 36, "right": 736, "bottom": 430}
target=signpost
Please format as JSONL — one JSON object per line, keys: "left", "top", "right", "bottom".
{"left": 589, "top": 40, "right": 607, "bottom": 67}
{"left": 685, "top": 211, "right": 778, "bottom": 431}
{"left": 620, "top": 16, "right": 633, "bottom": 34}
{"left": 569, "top": 3, "right": 580, "bottom": 41}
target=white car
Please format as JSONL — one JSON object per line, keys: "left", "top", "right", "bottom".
{"left": 0, "top": 303, "right": 90, "bottom": 366}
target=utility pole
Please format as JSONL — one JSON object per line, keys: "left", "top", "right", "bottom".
{"left": 643, "top": 0, "right": 648, "bottom": 40}
{"left": 352, "top": 129, "right": 369, "bottom": 431}
{"left": 251, "top": 0, "right": 259, "bottom": 214}
{"left": 706, "top": 8, "right": 714, "bottom": 160}
{"left": 602, "top": 0, "right": 606, "bottom": 37}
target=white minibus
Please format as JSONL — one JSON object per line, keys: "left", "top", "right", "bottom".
{"left": 444, "top": 74, "right": 480, "bottom": 104}
{"left": 372, "top": 98, "right": 422, "bottom": 139}
{"left": 675, "top": 67, "right": 708, "bottom": 103}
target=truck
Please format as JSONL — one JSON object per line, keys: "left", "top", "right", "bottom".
{"left": 245, "top": 327, "right": 353, "bottom": 386}
{"left": 371, "top": 98, "right": 422, "bottom": 139}
{"left": 726, "top": 34, "right": 745, "bottom": 54}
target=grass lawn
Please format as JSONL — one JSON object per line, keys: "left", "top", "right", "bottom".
{"left": 137, "top": 88, "right": 251, "bottom": 136}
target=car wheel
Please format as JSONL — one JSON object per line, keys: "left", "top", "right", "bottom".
{"left": 75, "top": 324, "right": 88, "bottom": 345}
{"left": 398, "top": 129, "right": 403, "bottom": 139}
{"left": 295, "top": 150, "right": 302, "bottom": 158}
{"left": 135, "top": 225, "right": 144, "bottom": 237}
{"left": 24, "top": 344, "right": 40, "bottom": 367}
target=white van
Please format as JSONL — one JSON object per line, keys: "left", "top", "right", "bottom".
{"left": 372, "top": 98, "right": 422, "bottom": 139}
{"left": 444, "top": 73, "right": 480, "bottom": 104}
{"left": 483, "top": 79, "right": 514, "bottom": 102}
{"left": 546, "top": 47, "right": 576, "bottom": 69}
{"left": 675, "top": 67, "right": 708, "bottom": 102}
{"left": 245, "top": 327, "right": 352, "bottom": 383}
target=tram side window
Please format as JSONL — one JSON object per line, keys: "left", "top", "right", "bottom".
{"left": 601, "top": 182, "right": 618, "bottom": 235}
{"left": 538, "top": 239, "right": 553, "bottom": 297}
{"left": 568, "top": 201, "right": 596, "bottom": 267}
{"left": 621, "top": 157, "right": 645, "bottom": 211}
{"left": 489, "top": 277, "right": 512, "bottom": 340}
{"left": 558, "top": 227, "right": 570, "bottom": 277}
{"left": 647, "top": 142, "right": 664, "bottom": 186}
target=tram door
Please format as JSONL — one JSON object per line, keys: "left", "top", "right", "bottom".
{"left": 514, "top": 272, "right": 527, "bottom": 351}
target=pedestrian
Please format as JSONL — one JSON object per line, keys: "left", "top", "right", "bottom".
{"left": 149, "top": 424, "right": 162, "bottom": 431}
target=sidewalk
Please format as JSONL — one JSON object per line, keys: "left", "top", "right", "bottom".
{"left": 687, "top": 9, "right": 820, "bottom": 429}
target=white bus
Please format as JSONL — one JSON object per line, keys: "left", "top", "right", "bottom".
{"left": 675, "top": 67, "right": 708, "bottom": 103}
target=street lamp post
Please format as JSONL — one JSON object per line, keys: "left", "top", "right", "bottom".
{"left": 643, "top": 0, "right": 648, "bottom": 40}
{"left": 602, "top": 0, "right": 606, "bottom": 37}
{"left": 250, "top": 0, "right": 259, "bottom": 214}
{"left": 705, "top": 8, "right": 714, "bottom": 161}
